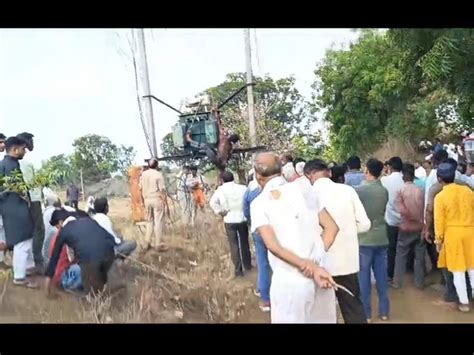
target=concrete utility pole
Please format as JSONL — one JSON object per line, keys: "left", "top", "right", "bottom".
{"left": 133, "top": 28, "right": 158, "bottom": 157}
{"left": 244, "top": 29, "right": 257, "bottom": 146}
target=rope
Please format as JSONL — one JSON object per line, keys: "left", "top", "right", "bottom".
{"left": 119, "top": 252, "right": 196, "bottom": 290}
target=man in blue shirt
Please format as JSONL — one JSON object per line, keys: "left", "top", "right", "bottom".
{"left": 345, "top": 156, "right": 366, "bottom": 187}
{"left": 243, "top": 178, "right": 271, "bottom": 312}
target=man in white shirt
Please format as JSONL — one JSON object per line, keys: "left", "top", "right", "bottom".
{"left": 92, "top": 197, "right": 137, "bottom": 259}
{"left": 17, "top": 132, "right": 45, "bottom": 273}
{"left": 380, "top": 156, "right": 405, "bottom": 282}
{"left": 42, "top": 195, "right": 61, "bottom": 266}
{"left": 304, "top": 159, "right": 371, "bottom": 324}
{"left": 251, "top": 152, "right": 339, "bottom": 323}
{"left": 280, "top": 153, "right": 296, "bottom": 182}
{"left": 210, "top": 171, "right": 251, "bottom": 277}
{"left": 414, "top": 161, "right": 427, "bottom": 180}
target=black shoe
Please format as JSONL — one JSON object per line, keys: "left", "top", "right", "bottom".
{"left": 234, "top": 271, "right": 244, "bottom": 278}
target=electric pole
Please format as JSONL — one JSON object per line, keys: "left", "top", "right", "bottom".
{"left": 244, "top": 29, "right": 257, "bottom": 146}
{"left": 133, "top": 28, "right": 158, "bottom": 157}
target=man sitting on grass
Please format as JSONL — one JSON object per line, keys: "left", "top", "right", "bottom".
{"left": 92, "top": 197, "right": 137, "bottom": 260}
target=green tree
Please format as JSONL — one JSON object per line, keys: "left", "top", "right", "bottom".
{"left": 70, "top": 134, "right": 120, "bottom": 183}
{"left": 205, "top": 72, "right": 309, "bottom": 152}
{"left": 312, "top": 29, "right": 450, "bottom": 161}
{"left": 116, "top": 144, "right": 137, "bottom": 177}
{"left": 160, "top": 132, "right": 180, "bottom": 157}
{"left": 37, "top": 154, "right": 74, "bottom": 186}
{"left": 389, "top": 28, "right": 474, "bottom": 132}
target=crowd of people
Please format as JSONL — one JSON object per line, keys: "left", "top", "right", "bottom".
{"left": 1, "top": 129, "right": 473, "bottom": 323}
{"left": 0, "top": 133, "right": 137, "bottom": 297}
{"left": 208, "top": 146, "right": 474, "bottom": 323}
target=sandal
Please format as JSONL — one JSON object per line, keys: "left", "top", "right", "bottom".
{"left": 458, "top": 304, "right": 471, "bottom": 313}
{"left": 13, "top": 278, "right": 39, "bottom": 289}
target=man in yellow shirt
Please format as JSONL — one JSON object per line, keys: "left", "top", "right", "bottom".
{"left": 434, "top": 162, "right": 474, "bottom": 313}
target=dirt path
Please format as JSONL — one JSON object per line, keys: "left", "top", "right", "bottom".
{"left": 0, "top": 197, "right": 472, "bottom": 323}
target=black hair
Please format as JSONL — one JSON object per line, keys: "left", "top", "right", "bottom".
{"left": 346, "top": 155, "right": 362, "bottom": 170}
{"left": 190, "top": 166, "right": 198, "bottom": 172}
{"left": 228, "top": 134, "right": 240, "bottom": 144}
{"left": 148, "top": 158, "right": 158, "bottom": 169}
{"left": 50, "top": 209, "right": 72, "bottom": 227}
{"left": 281, "top": 153, "right": 294, "bottom": 162}
{"left": 458, "top": 161, "right": 467, "bottom": 174}
{"left": 0, "top": 134, "right": 6, "bottom": 140}
{"left": 222, "top": 171, "right": 234, "bottom": 183}
{"left": 330, "top": 165, "right": 346, "bottom": 184}
{"left": 304, "top": 159, "right": 329, "bottom": 175}
{"left": 402, "top": 163, "right": 415, "bottom": 181}
{"left": 16, "top": 132, "right": 34, "bottom": 151}
{"left": 442, "top": 158, "right": 458, "bottom": 169}
{"left": 293, "top": 158, "right": 306, "bottom": 169}
{"left": 74, "top": 210, "right": 91, "bottom": 219}
{"left": 53, "top": 201, "right": 62, "bottom": 208}
{"left": 366, "top": 158, "right": 384, "bottom": 178}
{"left": 5, "top": 136, "right": 26, "bottom": 151}
{"left": 432, "top": 150, "right": 448, "bottom": 166}
{"left": 438, "top": 174, "right": 455, "bottom": 184}
{"left": 387, "top": 156, "right": 403, "bottom": 172}
{"left": 94, "top": 197, "right": 109, "bottom": 214}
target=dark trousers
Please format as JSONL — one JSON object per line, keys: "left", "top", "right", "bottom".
{"left": 333, "top": 273, "right": 367, "bottom": 324}
{"left": 386, "top": 224, "right": 399, "bottom": 280}
{"left": 30, "top": 201, "right": 45, "bottom": 267}
{"left": 393, "top": 231, "right": 425, "bottom": 288}
{"left": 70, "top": 200, "right": 79, "bottom": 210}
{"left": 224, "top": 222, "right": 251, "bottom": 276}
{"left": 426, "top": 241, "right": 438, "bottom": 272}
{"left": 80, "top": 257, "right": 114, "bottom": 295}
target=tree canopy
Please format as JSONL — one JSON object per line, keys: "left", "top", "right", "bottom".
{"left": 39, "top": 134, "right": 136, "bottom": 185}
{"left": 313, "top": 29, "right": 473, "bottom": 161}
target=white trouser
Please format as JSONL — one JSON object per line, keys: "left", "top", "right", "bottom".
{"left": 453, "top": 270, "right": 474, "bottom": 305}
{"left": 270, "top": 272, "right": 337, "bottom": 323}
{"left": 0, "top": 223, "right": 5, "bottom": 263}
{"left": 13, "top": 239, "right": 35, "bottom": 280}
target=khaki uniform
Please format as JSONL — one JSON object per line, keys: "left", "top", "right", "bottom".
{"left": 140, "top": 169, "right": 166, "bottom": 248}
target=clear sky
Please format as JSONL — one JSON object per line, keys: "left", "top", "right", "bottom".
{"left": 0, "top": 28, "right": 359, "bottom": 167}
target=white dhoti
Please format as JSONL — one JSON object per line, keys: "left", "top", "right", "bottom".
{"left": 270, "top": 272, "right": 337, "bottom": 324}
{"left": 13, "top": 238, "right": 35, "bottom": 280}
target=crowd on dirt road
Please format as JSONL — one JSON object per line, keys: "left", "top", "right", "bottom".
{"left": 1, "top": 130, "right": 474, "bottom": 324}
{"left": 207, "top": 140, "right": 474, "bottom": 323}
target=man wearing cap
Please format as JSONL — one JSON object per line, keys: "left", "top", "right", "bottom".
{"left": 434, "top": 162, "right": 474, "bottom": 313}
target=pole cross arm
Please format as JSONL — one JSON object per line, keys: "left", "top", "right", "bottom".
{"left": 217, "top": 82, "right": 256, "bottom": 110}
{"left": 143, "top": 95, "right": 183, "bottom": 115}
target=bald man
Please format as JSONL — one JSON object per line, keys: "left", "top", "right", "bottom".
{"left": 139, "top": 158, "right": 167, "bottom": 252}
{"left": 250, "top": 152, "right": 339, "bottom": 323}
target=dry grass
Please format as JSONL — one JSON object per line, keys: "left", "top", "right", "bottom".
{"left": 0, "top": 197, "right": 265, "bottom": 323}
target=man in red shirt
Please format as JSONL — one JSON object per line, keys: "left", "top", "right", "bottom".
{"left": 392, "top": 163, "right": 425, "bottom": 289}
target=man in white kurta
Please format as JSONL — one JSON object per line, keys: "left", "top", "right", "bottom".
{"left": 251, "top": 174, "right": 337, "bottom": 323}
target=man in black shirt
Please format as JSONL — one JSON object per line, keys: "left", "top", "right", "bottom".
{"left": 45, "top": 209, "right": 116, "bottom": 296}
{"left": 0, "top": 137, "right": 36, "bottom": 288}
